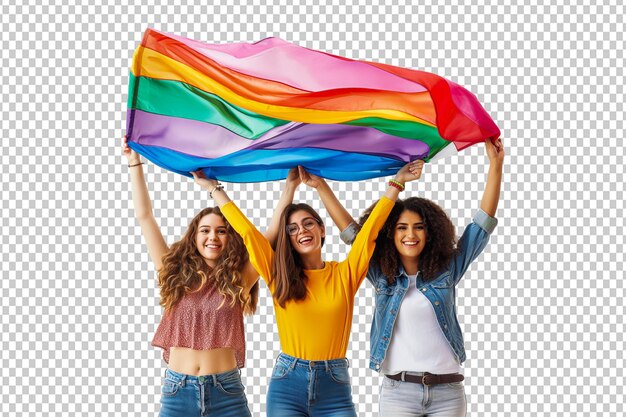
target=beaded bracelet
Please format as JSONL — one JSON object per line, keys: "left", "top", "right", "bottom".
{"left": 209, "top": 184, "right": 224, "bottom": 198}
{"left": 388, "top": 179, "right": 405, "bottom": 192}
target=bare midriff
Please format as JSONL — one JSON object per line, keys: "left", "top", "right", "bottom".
{"left": 167, "top": 347, "right": 238, "bottom": 376}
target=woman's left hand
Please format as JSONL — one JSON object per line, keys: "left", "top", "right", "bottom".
{"left": 298, "top": 166, "right": 326, "bottom": 189}
{"left": 191, "top": 170, "right": 218, "bottom": 190}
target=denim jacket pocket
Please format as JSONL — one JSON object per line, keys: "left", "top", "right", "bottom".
{"left": 374, "top": 283, "right": 395, "bottom": 312}
{"left": 432, "top": 272, "right": 454, "bottom": 288}
{"left": 374, "top": 282, "right": 395, "bottom": 295}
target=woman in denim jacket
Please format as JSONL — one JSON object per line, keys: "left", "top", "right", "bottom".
{"left": 316, "top": 138, "right": 504, "bottom": 416}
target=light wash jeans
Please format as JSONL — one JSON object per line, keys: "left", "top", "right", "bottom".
{"left": 266, "top": 353, "right": 357, "bottom": 417}
{"left": 158, "top": 368, "right": 251, "bottom": 417}
{"left": 379, "top": 375, "right": 466, "bottom": 417}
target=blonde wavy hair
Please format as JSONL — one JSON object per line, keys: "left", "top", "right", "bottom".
{"left": 157, "top": 207, "right": 258, "bottom": 315}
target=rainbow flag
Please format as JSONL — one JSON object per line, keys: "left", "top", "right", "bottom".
{"left": 126, "top": 29, "right": 500, "bottom": 182}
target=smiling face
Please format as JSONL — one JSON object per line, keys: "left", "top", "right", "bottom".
{"left": 287, "top": 209, "right": 325, "bottom": 256}
{"left": 195, "top": 213, "right": 228, "bottom": 267}
{"left": 393, "top": 209, "right": 427, "bottom": 263}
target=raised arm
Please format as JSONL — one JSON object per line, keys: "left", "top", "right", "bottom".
{"left": 191, "top": 171, "right": 271, "bottom": 292}
{"left": 342, "top": 160, "right": 425, "bottom": 290}
{"left": 299, "top": 162, "right": 425, "bottom": 243}
{"left": 123, "top": 137, "right": 168, "bottom": 271}
{"left": 298, "top": 166, "right": 354, "bottom": 233}
{"left": 264, "top": 168, "right": 301, "bottom": 248}
{"left": 191, "top": 169, "right": 298, "bottom": 248}
{"left": 480, "top": 137, "right": 505, "bottom": 217}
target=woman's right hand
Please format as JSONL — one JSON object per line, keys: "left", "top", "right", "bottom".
{"left": 191, "top": 170, "right": 219, "bottom": 191}
{"left": 485, "top": 137, "right": 505, "bottom": 167}
{"left": 298, "top": 166, "right": 326, "bottom": 189}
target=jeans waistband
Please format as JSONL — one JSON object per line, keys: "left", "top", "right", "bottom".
{"left": 165, "top": 367, "right": 241, "bottom": 386}
{"left": 277, "top": 352, "right": 349, "bottom": 371}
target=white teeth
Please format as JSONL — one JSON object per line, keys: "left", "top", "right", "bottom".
{"left": 299, "top": 237, "right": 313, "bottom": 244}
{"left": 205, "top": 245, "right": 221, "bottom": 249}
{"left": 403, "top": 241, "right": 418, "bottom": 246}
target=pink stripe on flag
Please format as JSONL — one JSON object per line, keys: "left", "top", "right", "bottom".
{"left": 151, "top": 29, "right": 426, "bottom": 93}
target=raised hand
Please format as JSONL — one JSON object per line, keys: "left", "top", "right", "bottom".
{"left": 480, "top": 137, "right": 504, "bottom": 217}
{"left": 191, "top": 170, "right": 219, "bottom": 191}
{"left": 286, "top": 167, "right": 301, "bottom": 189}
{"left": 485, "top": 137, "right": 505, "bottom": 166}
{"left": 122, "top": 135, "right": 141, "bottom": 165}
{"left": 298, "top": 166, "right": 326, "bottom": 189}
{"left": 394, "top": 160, "right": 425, "bottom": 184}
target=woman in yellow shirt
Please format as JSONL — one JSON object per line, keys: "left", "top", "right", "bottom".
{"left": 192, "top": 161, "right": 423, "bottom": 417}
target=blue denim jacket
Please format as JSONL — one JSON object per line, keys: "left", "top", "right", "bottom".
{"left": 365, "top": 209, "right": 497, "bottom": 372}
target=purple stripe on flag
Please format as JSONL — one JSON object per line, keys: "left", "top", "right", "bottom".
{"left": 128, "top": 109, "right": 431, "bottom": 162}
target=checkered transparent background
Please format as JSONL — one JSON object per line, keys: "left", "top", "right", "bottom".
{"left": 1, "top": 0, "right": 624, "bottom": 415}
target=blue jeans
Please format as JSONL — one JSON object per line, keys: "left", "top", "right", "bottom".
{"left": 266, "top": 353, "right": 357, "bottom": 417}
{"left": 379, "top": 375, "right": 466, "bottom": 416}
{"left": 159, "top": 368, "right": 251, "bottom": 417}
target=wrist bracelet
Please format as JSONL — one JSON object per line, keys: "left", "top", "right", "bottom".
{"left": 388, "top": 179, "right": 405, "bottom": 192}
{"left": 209, "top": 184, "right": 224, "bottom": 198}
{"left": 128, "top": 162, "right": 144, "bottom": 168}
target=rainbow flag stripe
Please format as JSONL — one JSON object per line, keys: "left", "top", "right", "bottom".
{"left": 126, "top": 29, "right": 500, "bottom": 182}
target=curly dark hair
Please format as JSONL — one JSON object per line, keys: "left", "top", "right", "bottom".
{"left": 359, "top": 197, "right": 458, "bottom": 284}
{"left": 158, "top": 207, "right": 258, "bottom": 315}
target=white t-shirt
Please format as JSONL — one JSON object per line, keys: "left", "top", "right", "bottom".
{"left": 381, "top": 273, "right": 462, "bottom": 375}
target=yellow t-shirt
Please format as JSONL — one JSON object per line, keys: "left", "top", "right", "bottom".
{"left": 221, "top": 197, "right": 393, "bottom": 360}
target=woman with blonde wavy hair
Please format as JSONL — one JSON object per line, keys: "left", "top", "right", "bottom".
{"left": 123, "top": 137, "right": 293, "bottom": 417}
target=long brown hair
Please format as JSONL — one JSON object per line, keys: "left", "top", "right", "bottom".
{"left": 158, "top": 207, "right": 258, "bottom": 315}
{"left": 271, "top": 203, "right": 325, "bottom": 308}
{"left": 359, "top": 197, "right": 458, "bottom": 284}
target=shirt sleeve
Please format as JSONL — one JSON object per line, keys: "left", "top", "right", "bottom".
{"left": 220, "top": 201, "right": 275, "bottom": 292}
{"left": 339, "top": 221, "right": 360, "bottom": 245}
{"left": 473, "top": 208, "right": 498, "bottom": 234}
{"left": 450, "top": 209, "right": 497, "bottom": 286}
{"left": 339, "top": 197, "right": 394, "bottom": 294}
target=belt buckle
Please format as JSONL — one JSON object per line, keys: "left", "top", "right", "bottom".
{"left": 422, "top": 372, "right": 431, "bottom": 386}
